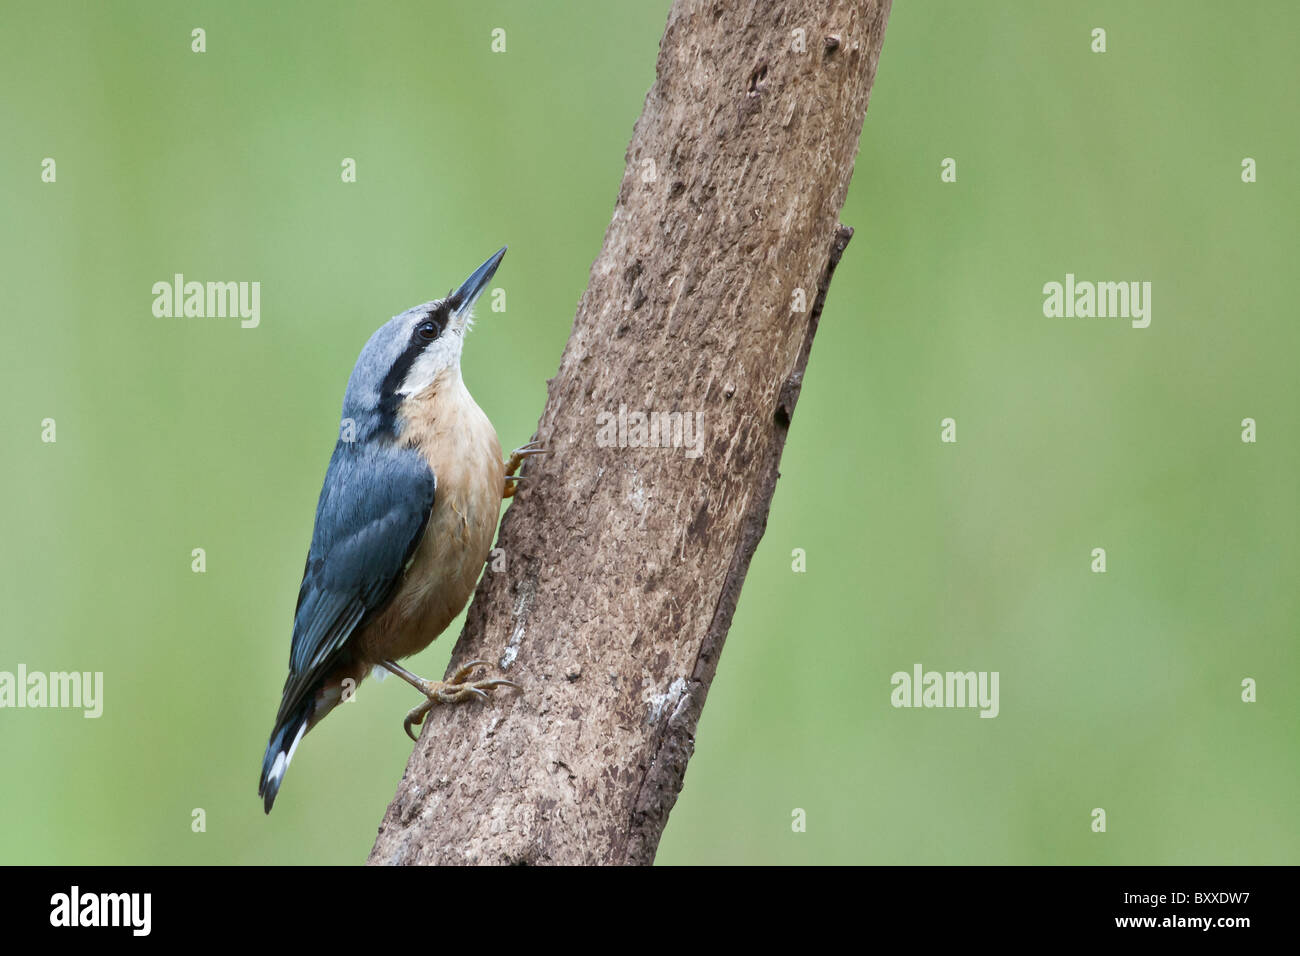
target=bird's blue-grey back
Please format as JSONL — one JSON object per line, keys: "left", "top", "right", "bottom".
{"left": 260, "top": 432, "right": 435, "bottom": 812}
{"left": 276, "top": 437, "right": 436, "bottom": 726}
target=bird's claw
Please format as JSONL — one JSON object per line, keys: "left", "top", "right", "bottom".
{"left": 404, "top": 704, "right": 431, "bottom": 741}
{"left": 504, "top": 441, "right": 547, "bottom": 492}
{"left": 509, "top": 438, "right": 546, "bottom": 459}
{"left": 402, "top": 661, "right": 521, "bottom": 741}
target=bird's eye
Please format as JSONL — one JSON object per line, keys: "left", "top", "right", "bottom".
{"left": 416, "top": 321, "right": 439, "bottom": 342}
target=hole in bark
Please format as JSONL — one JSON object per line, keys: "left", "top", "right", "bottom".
{"left": 747, "top": 63, "right": 768, "bottom": 93}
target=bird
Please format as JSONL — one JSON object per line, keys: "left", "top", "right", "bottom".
{"left": 258, "top": 246, "right": 541, "bottom": 813}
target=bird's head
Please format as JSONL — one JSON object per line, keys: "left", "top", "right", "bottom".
{"left": 341, "top": 246, "right": 506, "bottom": 436}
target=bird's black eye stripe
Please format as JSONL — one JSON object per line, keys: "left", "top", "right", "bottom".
{"left": 375, "top": 306, "right": 451, "bottom": 435}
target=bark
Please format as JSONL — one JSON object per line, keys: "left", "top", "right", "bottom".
{"left": 368, "top": 0, "right": 891, "bottom": 865}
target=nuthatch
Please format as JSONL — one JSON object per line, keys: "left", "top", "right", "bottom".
{"left": 259, "top": 247, "right": 539, "bottom": 813}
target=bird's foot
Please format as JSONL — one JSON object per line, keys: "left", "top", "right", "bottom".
{"left": 503, "top": 440, "right": 546, "bottom": 499}
{"left": 401, "top": 659, "right": 520, "bottom": 741}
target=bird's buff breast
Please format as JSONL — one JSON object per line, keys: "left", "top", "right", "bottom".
{"left": 355, "top": 384, "right": 503, "bottom": 665}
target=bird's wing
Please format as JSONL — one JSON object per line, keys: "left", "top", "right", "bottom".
{"left": 272, "top": 439, "right": 436, "bottom": 728}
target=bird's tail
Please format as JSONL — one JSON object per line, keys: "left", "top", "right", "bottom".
{"left": 259, "top": 700, "right": 313, "bottom": 814}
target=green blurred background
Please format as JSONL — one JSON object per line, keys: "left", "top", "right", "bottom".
{"left": 2, "top": 0, "right": 1296, "bottom": 865}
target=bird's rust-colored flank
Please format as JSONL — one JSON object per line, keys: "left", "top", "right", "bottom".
{"left": 357, "top": 371, "right": 504, "bottom": 665}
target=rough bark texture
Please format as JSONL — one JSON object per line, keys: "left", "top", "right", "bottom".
{"left": 369, "top": 0, "right": 891, "bottom": 865}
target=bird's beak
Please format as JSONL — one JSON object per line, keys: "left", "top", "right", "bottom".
{"left": 449, "top": 246, "right": 507, "bottom": 318}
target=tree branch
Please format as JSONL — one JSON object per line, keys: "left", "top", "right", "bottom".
{"left": 369, "top": 0, "right": 891, "bottom": 865}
